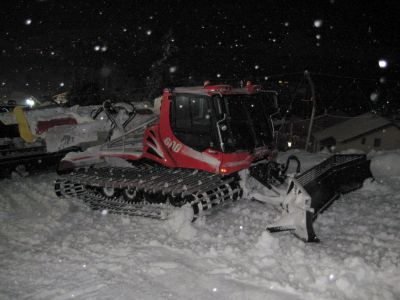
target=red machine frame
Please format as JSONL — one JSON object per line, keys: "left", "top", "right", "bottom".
{"left": 70, "top": 83, "right": 274, "bottom": 176}
{"left": 146, "top": 83, "right": 277, "bottom": 175}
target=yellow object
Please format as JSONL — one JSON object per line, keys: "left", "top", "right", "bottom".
{"left": 14, "top": 106, "right": 36, "bottom": 142}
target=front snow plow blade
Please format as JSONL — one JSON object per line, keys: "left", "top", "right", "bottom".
{"left": 267, "top": 154, "right": 372, "bottom": 242}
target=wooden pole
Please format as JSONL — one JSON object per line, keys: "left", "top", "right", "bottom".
{"left": 305, "top": 70, "right": 316, "bottom": 151}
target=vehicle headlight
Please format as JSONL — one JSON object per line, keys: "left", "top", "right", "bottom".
{"left": 25, "top": 98, "right": 35, "bottom": 107}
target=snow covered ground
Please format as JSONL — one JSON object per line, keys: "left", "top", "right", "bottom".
{"left": 0, "top": 151, "right": 399, "bottom": 300}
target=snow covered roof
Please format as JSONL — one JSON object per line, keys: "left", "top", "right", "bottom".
{"left": 313, "top": 113, "right": 396, "bottom": 143}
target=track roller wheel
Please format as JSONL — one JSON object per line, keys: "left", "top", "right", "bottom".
{"left": 101, "top": 186, "right": 120, "bottom": 198}
{"left": 122, "top": 188, "right": 141, "bottom": 203}
{"left": 168, "top": 194, "right": 191, "bottom": 207}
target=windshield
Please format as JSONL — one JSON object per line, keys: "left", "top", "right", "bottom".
{"left": 217, "top": 94, "right": 274, "bottom": 152}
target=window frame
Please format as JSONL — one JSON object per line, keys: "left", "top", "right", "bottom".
{"left": 373, "top": 138, "right": 381, "bottom": 147}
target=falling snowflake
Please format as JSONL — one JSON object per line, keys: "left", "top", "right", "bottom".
{"left": 169, "top": 66, "right": 177, "bottom": 73}
{"left": 378, "top": 59, "right": 387, "bottom": 68}
{"left": 370, "top": 92, "right": 379, "bottom": 102}
{"left": 313, "top": 19, "right": 323, "bottom": 28}
{"left": 25, "top": 18, "right": 32, "bottom": 25}
{"left": 94, "top": 45, "right": 100, "bottom": 51}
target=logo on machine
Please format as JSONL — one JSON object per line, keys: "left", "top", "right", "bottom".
{"left": 163, "top": 137, "right": 182, "bottom": 153}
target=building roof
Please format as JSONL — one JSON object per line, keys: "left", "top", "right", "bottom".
{"left": 313, "top": 113, "right": 395, "bottom": 143}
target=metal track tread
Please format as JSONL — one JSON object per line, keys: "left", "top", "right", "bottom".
{"left": 55, "top": 178, "right": 174, "bottom": 219}
{"left": 55, "top": 163, "right": 243, "bottom": 220}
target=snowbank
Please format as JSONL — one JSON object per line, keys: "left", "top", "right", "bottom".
{"left": 370, "top": 152, "right": 400, "bottom": 179}
{"left": 339, "top": 148, "right": 366, "bottom": 155}
{"left": 166, "top": 204, "right": 197, "bottom": 240}
{"left": 0, "top": 151, "right": 399, "bottom": 299}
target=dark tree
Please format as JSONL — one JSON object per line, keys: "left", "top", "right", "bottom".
{"left": 146, "top": 29, "right": 178, "bottom": 100}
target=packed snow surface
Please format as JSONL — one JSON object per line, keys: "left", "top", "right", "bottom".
{"left": 0, "top": 151, "right": 399, "bottom": 299}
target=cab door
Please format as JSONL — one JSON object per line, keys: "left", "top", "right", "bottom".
{"left": 170, "top": 94, "right": 218, "bottom": 152}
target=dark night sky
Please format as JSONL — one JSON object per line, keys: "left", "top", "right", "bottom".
{"left": 0, "top": 0, "right": 399, "bottom": 108}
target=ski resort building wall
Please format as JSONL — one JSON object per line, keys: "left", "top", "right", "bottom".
{"left": 313, "top": 113, "right": 400, "bottom": 152}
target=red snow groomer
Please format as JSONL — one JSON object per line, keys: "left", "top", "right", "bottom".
{"left": 55, "top": 82, "right": 372, "bottom": 242}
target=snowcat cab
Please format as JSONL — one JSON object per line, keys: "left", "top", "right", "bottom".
{"left": 55, "top": 82, "right": 372, "bottom": 242}
{"left": 149, "top": 83, "right": 280, "bottom": 175}
{"left": 170, "top": 84, "right": 277, "bottom": 158}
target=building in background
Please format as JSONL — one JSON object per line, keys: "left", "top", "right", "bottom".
{"left": 276, "top": 113, "right": 348, "bottom": 151}
{"left": 313, "top": 113, "right": 400, "bottom": 152}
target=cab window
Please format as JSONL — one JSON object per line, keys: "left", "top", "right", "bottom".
{"left": 170, "top": 94, "right": 215, "bottom": 151}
